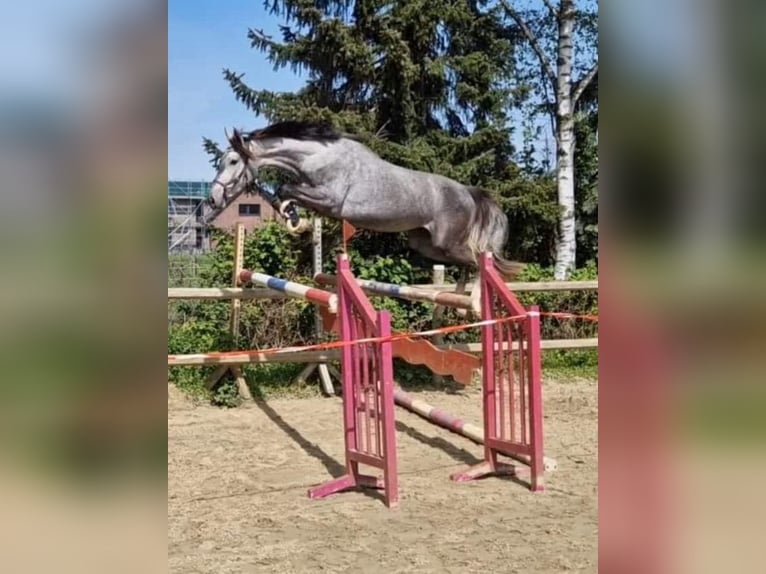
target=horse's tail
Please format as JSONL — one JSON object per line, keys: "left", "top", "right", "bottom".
{"left": 465, "top": 187, "right": 526, "bottom": 280}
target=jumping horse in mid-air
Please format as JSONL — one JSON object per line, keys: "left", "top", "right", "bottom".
{"left": 208, "top": 120, "right": 523, "bottom": 314}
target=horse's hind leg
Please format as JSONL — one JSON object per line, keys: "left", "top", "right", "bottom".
{"left": 408, "top": 229, "right": 482, "bottom": 316}
{"left": 454, "top": 267, "right": 479, "bottom": 319}
{"left": 438, "top": 244, "right": 482, "bottom": 317}
{"left": 406, "top": 229, "right": 450, "bottom": 261}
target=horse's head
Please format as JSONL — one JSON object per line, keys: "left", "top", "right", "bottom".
{"left": 208, "top": 129, "right": 254, "bottom": 209}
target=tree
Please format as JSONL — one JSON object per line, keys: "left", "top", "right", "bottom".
{"left": 500, "top": 0, "right": 598, "bottom": 278}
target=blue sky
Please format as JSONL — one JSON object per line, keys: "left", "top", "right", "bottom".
{"left": 168, "top": 0, "right": 305, "bottom": 180}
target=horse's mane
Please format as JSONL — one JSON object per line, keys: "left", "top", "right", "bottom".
{"left": 248, "top": 120, "right": 343, "bottom": 142}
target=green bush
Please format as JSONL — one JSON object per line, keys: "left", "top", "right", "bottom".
{"left": 516, "top": 260, "right": 599, "bottom": 341}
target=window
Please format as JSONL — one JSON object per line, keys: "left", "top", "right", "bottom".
{"left": 238, "top": 203, "right": 261, "bottom": 216}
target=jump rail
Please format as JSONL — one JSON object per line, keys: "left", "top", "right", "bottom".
{"left": 239, "top": 269, "right": 338, "bottom": 312}
{"left": 394, "top": 389, "right": 557, "bottom": 471}
{"left": 168, "top": 287, "right": 286, "bottom": 300}
{"left": 415, "top": 279, "right": 599, "bottom": 292}
{"left": 315, "top": 273, "right": 473, "bottom": 310}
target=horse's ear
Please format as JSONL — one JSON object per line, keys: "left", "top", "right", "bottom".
{"left": 229, "top": 128, "right": 251, "bottom": 158}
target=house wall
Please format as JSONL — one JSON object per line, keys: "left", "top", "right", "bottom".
{"left": 209, "top": 192, "right": 278, "bottom": 235}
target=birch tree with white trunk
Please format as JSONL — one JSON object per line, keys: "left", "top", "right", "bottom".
{"left": 501, "top": 0, "right": 598, "bottom": 279}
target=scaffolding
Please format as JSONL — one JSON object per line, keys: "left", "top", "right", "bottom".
{"left": 168, "top": 180, "right": 211, "bottom": 254}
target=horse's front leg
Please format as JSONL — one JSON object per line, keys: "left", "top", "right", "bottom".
{"left": 278, "top": 182, "right": 346, "bottom": 234}
{"left": 470, "top": 281, "right": 482, "bottom": 317}
{"left": 257, "top": 184, "right": 300, "bottom": 226}
{"left": 455, "top": 268, "right": 481, "bottom": 318}
{"left": 274, "top": 183, "right": 314, "bottom": 234}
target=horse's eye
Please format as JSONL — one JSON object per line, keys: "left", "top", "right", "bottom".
{"left": 229, "top": 158, "right": 238, "bottom": 165}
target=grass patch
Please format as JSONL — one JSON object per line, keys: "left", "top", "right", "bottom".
{"left": 169, "top": 362, "right": 332, "bottom": 407}
{"left": 542, "top": 349, "right": 598, "bottom": 381}
{"left": 243, "top": 362, "right": 326, "bottom": 400}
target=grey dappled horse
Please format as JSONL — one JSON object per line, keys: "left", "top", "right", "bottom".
{"left": 208, "top": 121, "right": 523, "bottom": 313}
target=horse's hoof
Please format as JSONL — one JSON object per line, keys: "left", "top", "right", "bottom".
{"left": 279, "top": 200, "right": 295, "bottom": 218}
{"left": 286, "top": 217, "right": 311, "bottom": 235}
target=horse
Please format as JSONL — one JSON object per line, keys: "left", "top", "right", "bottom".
{"left": 208, "top": 120, "right": 523, "bottom": 314}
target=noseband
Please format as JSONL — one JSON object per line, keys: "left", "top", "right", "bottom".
{"left": 212, "top": 164, "right": 252, "bottom": 199}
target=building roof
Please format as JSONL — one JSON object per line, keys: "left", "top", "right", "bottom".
{"left": 168, "top": 180, "right": 210, "bottom": 199}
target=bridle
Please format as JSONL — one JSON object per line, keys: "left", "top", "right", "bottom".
{"left": 211, "top": 159, "right": 255, "bottom": 203}
{"left": 213, "top": 167, "right": 248, "bottom": 196}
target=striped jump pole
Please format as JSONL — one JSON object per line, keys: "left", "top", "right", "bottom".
{"left": 239, "top": 269, "right": 338, "bottom": 313}
{"left": 314, "top": 273, "right": 472, "bottom": 310}
{"left": 393, "top": 389, "right": 557, "bottom": 472}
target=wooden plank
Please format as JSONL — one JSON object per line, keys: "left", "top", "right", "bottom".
{"left": 169, "top": 283, "right": 597, "bottom": 300}
{"left": 168, "top": 287, "right": 286, "bottom": 300}
{"left": 227, "top": 223, "right": 248, "bottom": 399}
{"left": 392, "top": 338, "right": 480, "bottom": 386}
{"left": 232, "top": 366, "right": 253, "bottom": 401}
{"left": 293, "top": 363, "right": 318, "bottom": 385}
{"left": 204, "top": 223, "right": 254, "bottom": 399}
{"left": 443, "top": 338, "right": 599, "bottom": 352}
{"left": 169, "top": 349, "right": 342, "bottom": 366}
{"left": 326, "top": 363, "right": 342, "bottom": 381}
{"left": 204, "top": 365, "right": 229, "bottom": 389}
{"left": 317, "top": 364, "right": 335, "bottom": 396}
{"left": 169, "top": 338, "right": 598, "bottom": 366}
{"left": 415, "top": 280, "right": 599, "bottom": 292}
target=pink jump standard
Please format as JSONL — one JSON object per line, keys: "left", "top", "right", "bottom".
{"left": 307, "top": 254, "right": 399, "bottom": 508}
{"left": 450, "top": 252, "right": 545, "bottom": 491}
